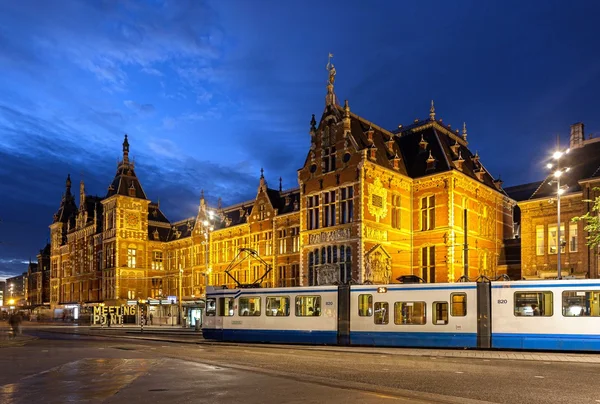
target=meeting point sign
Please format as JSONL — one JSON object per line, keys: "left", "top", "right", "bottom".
{"left": 92, "top": 305, "right": 137, "bottom": 325}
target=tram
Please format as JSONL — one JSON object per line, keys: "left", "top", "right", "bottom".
{"left": 202, "top": 279, "right": 600, "bottom": 351}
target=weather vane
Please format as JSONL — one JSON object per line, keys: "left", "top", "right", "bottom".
{"left": 326, "top": 53, "right": 336, "bottom": 86}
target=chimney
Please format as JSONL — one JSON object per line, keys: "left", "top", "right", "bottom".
{"left": 570, "top": 122, "right": 584, "bottom": 149}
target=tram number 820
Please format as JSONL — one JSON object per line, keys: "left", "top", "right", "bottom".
{"left": 497, "top": 299, "right": 508, "bottom": 304}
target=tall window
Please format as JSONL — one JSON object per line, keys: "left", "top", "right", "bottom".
{"left": 548, "top": 224, "right": 565, "bottom": 254}
{"left": 265, "top": 232, "right": 273, "bottom": 256}
{"left": 536, "top": 225, "right": 544, "bottom": 256}
{"left": 569, "top": 222, "right": 578, "bottom": 252}
{"left": 322, "top": 147, "right": 336, "bottom": 173}
{"left": 278, "top": 229, "right": 287, "bottom": 254}
{"left": 340, "top": 186, "right": 353, "bottom": 224}
{"left": 290, "top": 264, "right": 299, "bottom": 286}
{"left": 340, "top": 246, "right": 352, "bottom": 283}
{"left": 308, "top": 250, "right": 318, "bottom": 286}
{"left": 307, "top": 195, "right": 320, "bottom": 230}
{"left": 323, "top": 190, "right": 336, "bottom": 227}
{"left": 152, "top": 251, "right": 163, "bottom": 270}
{"left": 421, "top": 195, "right": 435, "bottom": 231}
{"left": 391, "top": 194, "right": 401, "bottom": 229}
{"left": 291, "top": 227, "right": 300, "bottom": 252}
{"left": 278, "top": 265, "right": 286, "bottom": 287}
{"left": 259, "top": 203, "right": 266, "bottom": 220}
{"left": 127, "top": 248, "right": 137, "bottom": 268}
{"left": 421, "top": 246, "right": 435, "bottom": 283}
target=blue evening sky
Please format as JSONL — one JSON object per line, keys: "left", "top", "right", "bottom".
{"left": 1, "top": 0, "right": 600, "bottom": 278}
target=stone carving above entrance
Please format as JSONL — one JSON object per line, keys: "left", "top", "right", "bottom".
{"left": 367, "top": 177, "right": 388, "bottom": 222}
{"left": 364, "top": 245, "right": 392, "bottom": 284}
{"left": 317, "top": 264, "right": 339, "bottom": 285}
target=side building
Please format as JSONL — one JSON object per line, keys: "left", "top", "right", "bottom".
{"left": 506, "top": 123, "right": 600, "bottom": 279}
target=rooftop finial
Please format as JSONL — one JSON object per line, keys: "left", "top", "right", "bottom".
{"left": 66, "top": 174, "right": 72, "bottom": 192}
{"left": 310, "top": 114, "right": 316, "bottom": 132}
{"left": 279, "top": 177, "right": 282, "bottom": 192}
{"left": 260, "top": 167, "right": 264, "bottom": 179}
{"left": 122, "top": 134, "right": 130, "bottom": 164}
{"left": 429, "top": 100, "right": 435, "bottom": 121}
{"left": 462, "top": 122, "right": 467, "bottom": 141}
{"left": 325, "top": 53, "right": 337, "bottom": 106}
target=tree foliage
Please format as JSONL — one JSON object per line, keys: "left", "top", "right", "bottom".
{"left": 572, "top": 188, "right": 600, "bottom": 250}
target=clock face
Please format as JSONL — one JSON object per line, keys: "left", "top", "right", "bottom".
{"left": 125, "top": 212, "right": 139, "bottom": 228}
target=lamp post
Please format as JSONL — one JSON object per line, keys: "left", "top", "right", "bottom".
{"left": 202, "top": 210, "right": 216, "bottom": 294}
{"left": 547, "top": 145, "right": 570, "bottom": 280}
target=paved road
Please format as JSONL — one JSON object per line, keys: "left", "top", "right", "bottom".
{"left": 1, "top": 326, "right": 600, "bottom": 403}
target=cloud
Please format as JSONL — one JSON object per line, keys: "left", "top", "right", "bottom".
{"left": 124, "top": 100, "right": 156, "bottom": 114}
{"left": 141, "top": 67, "right": 163, "bottom": 76}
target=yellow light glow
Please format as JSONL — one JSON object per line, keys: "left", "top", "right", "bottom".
{"left": 8, "top": 299, "right": 15, "bottom": 305}
{"left": 558, "top": 188, "right": 565, "bottom": 195}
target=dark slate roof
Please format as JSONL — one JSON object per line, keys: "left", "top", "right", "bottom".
{"left": 148, "top": 225, "right": 171, "bottom": 242}
{"left": 53, "top": 176, "right": 78, "bottom": 225}
{"left": 528, "top": 140, "right": 600, "bottom": 200}
{"left": 106, "top": 161, "right": 148, "bottom": 199}
{"left": 148, "top": 202, "right": 170, "bottom": 223}
{"left": 84, "top": 196, "right": 104, "bottom": 230}
{"left": 220, "top": 202, "right": 253, "bottom": 228}
{"left": 504, "top": 181, "right": 543, "bottom": 202}
{"left": 166, "top": 219, "right": 196, "bottom": 241}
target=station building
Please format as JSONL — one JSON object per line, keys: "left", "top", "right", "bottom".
{"left": 46, "top": 63, "right": 516, "bottom": 322}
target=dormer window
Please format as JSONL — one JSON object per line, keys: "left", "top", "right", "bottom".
{"left": 128, "top": 182, "right": 136, "bottom": 197}
{"left": 322, "top": 147, "right": 336, "bottom": 173}
{"left": 259, "top": 203, "right": 266, "bottom": 220}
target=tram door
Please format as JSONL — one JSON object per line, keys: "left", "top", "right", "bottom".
{"left": 337, "top": 285, "right": 350, "bottom": 346}
{"left": 203, "top": 298, "right": 222, "bottom": 339}
{"left": 476, "top": 282, "right": 492, "bottom": 349}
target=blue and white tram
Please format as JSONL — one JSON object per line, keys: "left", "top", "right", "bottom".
{"left": 203, "top": 285, "right": 339, "bottom": 344}
{"left": 349, "top": 283, "right": 478, "bottom": 348}
{"left": 491, "top": 279, "right": 600, "bottom": 351}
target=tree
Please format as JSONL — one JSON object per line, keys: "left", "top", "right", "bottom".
{"left": 572, "top": 188, "right": 600, "bottom": 250}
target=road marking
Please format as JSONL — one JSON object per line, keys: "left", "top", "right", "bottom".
{"left": 543, "top": 362, "right": 551, "bottom": 364}
{"left": 483, "top": 359, "right": 490, "bottom": 362}
{"left": 430, "top": 357, "right": 437, "bottom": 360}
{"left": 98, "top": 348, "right": 104, "bottom": 350}
{"left": 534, "top": 376, "right": 544, "bottom": 379}
{"left": 455, "top": 371, "right": 464, "bottom": 374}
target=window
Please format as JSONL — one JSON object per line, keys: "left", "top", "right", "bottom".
{"left": 548, "top": 224, "right": 565, "bottom": 254}
{"left": 514, "top": 291, "right": 553, "bottom": 316}
{"left": 322, "top": 147, "right": 336, "bottom": 173}
{"left": 152, "top": 251, "right": 163, "bottom": 270}
{"left": 277, "top": 266, "right": 286, "bottom": 287}
{"left": 266, "top": 296, "right": 290, "bottom": 316}
{"left": 569, "top": 222, "right": 578, "bottom": 252}
{"left": 421, "top": 195, "right": 435, "bottom": 230}
{"left": 239, "top": 297, "right": 261, "bottom": 316}
{"left": 323, "top": 190, "right": 336, "bottom": 227}
{"left": 296, "top": 295, "right": 321, "bottom": 316}
{"left": 421, "top": 246, "right": 435, "bottom": 283}
{"left": 206, "top": 298, "right": 216, "bottom": 316}
{"left": 536, "top": 225, "right": 544, "bottom": 255}
{"left": 127, "top": 248, "right": 136, "bottom": 268}
{"left": 394, "top": 302, "right": 426, "bottom": 325}
{"left": 374, "top": 302, "right": 389, "bottom": 324}
{"left": 391, "top": 194, "right": 401, "bottom": 229}
{"left": 291, "top": 227, "right": 300, "bottom": 252}
{"left": 340, "top": 186, "right": 354, "bottom": 224}
{"left": 265, "top": 232, "right": 273, "bottom": 256}
{"left": 451, "top": 293, "right": 467, "bottom": 316}
{"left": 433, "top": 302, "right": 448, "bottom": 325}
{"left": 340, "top": 245, "right": 352, "bottom": 284}
{"left": 307, "top": 195, "right": 320, "bottom": 230}
{"left": 358, "top": 294, "right": 373, "bottom": 316}
{"left": 278, "top": 229, "right": 287, "bottom": 254}
{"left": 259, "top": 203, "right": 266, "bottom": 221}
{"left": 290, "top": 264, "right": 299, "bottom": 286}
{"left": 372, "top": 194, "right": 383, "bottom": 208}
{"left": 218, "top": 297, "right": 234, "bottom": 316}
{"left": 562, "top": 291, "right": 600, "bottom": 317}
{"left": 308, "top": 250, "right": 318, "bottom": 286}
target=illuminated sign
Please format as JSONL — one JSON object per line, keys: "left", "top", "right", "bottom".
{"left": 377, "top": 287, "right": 388, "bottom": 293}
{"left": 93, "top": 305, "right": 137, "bottom": 325}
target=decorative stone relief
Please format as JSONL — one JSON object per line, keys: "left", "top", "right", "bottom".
{"left": 367, "top": 177, "right": 388, "bottom": 222}
{"left": 365, "top": 226, "right": 388, "bottom": 242}
{"left": 308, "top": 228, "right": 351, "bottom": 245}
{"left": 317, "top": 263, "right": 339, "bottom": 285}
{"left": 364, "top": 249, "right": 391, "bottom": 285}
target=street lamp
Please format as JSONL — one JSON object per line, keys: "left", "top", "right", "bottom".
{"left": 547, "top": 145, "right": 570, "bottom": 280}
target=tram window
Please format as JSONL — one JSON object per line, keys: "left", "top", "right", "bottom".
{"left": 374, "top": 302, "right": 389, "bottom": 325}
{"left": 239, "top": 297, "right": 261, "bottom": 316}
{"left": 218, "top": 297, "right": 234, "bottom": 316}
{"left": 358, "top": 294, "right": 373, "bottom": 316}
{"left": 206, "top": 298, "right": 216, "bottom": 317}
{"left": 451, "top": 293, "right": 467, "bottom": 316}
{"left": 514, "top": 291, "right": 553, "bottom": 316}
{"left": 433, "top": 302, "right": 448, "bottom": 325}
{"left": 562, "top": 291, "right": 600, "bottom": 317}
{"left": 266, "top": 296, "right": 290, "bottom": 316}
{"left": 394, "top": 302, "right": 426, "bottom": 325}
{"left": 295, "top": 295, "right": 321, "bottom": 316}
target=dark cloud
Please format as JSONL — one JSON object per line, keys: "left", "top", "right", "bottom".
{"left": 124, "top": 100, "right": 156, "bottom": 114}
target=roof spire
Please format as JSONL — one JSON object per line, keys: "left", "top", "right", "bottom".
{"left": 429, "top": 100, "right": 435, "bottom": 121}
{"left": 462, "top": 122, "right": 467, "bottom": 141}
{"left": 279, "top": 177, "right": 282, "bottom": 192}
{"left": 122, "top": 134, "right": 130, "bottom": 164}
{"left": 325, "top": 53, "right": 337, "bottom": 106}
{"left": 65, "top": 174, "right": 72, "bottom": 194}
{"left": 260, "top": 167, "right": 264, "bottom": 179}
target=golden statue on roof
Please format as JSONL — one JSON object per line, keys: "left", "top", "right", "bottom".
{"left": 326, "top": 53, "right": 336, "bottom": 85}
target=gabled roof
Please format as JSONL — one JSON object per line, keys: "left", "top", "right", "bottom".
{"left": 53, "top": 175, "right": 78, "bottom": 225}
{"left": 106, "top": 135, "right": 148, "bottom": 200}
{"left": 504, "top": 181, "right": 543, "bottom": 202}
{"left": 148, "top": 202, "right": 170, "bottom": 223}
{"left": 528, "top": 140, "right": 600, "bottom": 200}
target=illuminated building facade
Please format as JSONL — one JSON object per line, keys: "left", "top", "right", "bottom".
{"left": 47, "top": 63, "right": 516, "bottom": 319}
{"left": 506, "top": 123, "right": 600, "bottom": 279}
